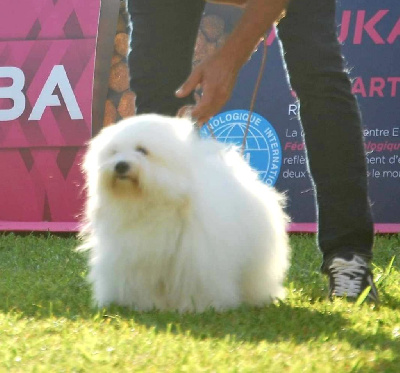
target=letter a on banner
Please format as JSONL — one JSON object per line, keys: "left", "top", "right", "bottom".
{"left": 29, "top": 65, "right": 83, "bottom": 121}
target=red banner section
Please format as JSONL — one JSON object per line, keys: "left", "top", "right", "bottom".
{"left": 0, "top": 0, "right": 100, "bottom": 229}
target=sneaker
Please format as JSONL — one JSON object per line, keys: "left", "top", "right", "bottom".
{"left": 325, "top": 254, "right": 379, "bottom": 302}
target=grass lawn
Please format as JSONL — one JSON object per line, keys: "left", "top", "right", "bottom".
{"left": 0, "top": 233, "right": 399, "bottom": 372}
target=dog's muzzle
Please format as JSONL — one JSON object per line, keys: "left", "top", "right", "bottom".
{"left": 114, "top": 161, "right": 135, "bottom": 181}
{"left": 115, "top": 161, "right": 130, "bottom": 176}
{"left": 112, "top": 161, "right": 140, "bottom": 186}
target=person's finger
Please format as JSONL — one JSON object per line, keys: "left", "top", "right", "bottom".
{"left": 195, "top": 117, "right": 211, "bottom": 127}
{"left": 191, "top": 100, "right": 214, "bottom": 123}
{"left": 176, "top": 105, "right": 194, "bottom": 118}
{"left": 191, "top": 83, "right": 228, "bottom": 122}
{"left": 175, "top": 68, "right": 202, "bottom": 98}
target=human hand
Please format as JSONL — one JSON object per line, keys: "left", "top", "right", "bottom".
{"left": 175, "top": 51, "right": 241, "bottom": 126}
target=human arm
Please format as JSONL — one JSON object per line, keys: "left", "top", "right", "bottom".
{"left": 175, "top": 0, "right": 289, "bottom": 125}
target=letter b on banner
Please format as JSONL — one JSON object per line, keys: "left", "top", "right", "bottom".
{"left": 0, "top": 66, "right": 25, "bottom": 121}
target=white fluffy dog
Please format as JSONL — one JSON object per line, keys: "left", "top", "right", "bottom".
{"left": 79, "top": 114, "right": 290, "bottom": 312}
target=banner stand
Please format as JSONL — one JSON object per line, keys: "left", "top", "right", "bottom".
{"left": 92, "top": 0, "right": 120, "bottom": 136}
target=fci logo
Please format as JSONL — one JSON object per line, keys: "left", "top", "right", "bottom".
{"left": 0, "top": 65, "right": 83, "bottom": 121}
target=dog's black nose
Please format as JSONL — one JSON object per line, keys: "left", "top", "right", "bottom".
{"left": 115, "top": 161, "right": 130, "bottom": 175}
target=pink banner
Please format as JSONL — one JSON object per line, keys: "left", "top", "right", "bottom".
{"left": 0, "top": 0, "right": 100, "bottom": 226}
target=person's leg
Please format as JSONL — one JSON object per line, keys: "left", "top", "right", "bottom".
{"left": 277, "top": 0, "right": 377, "bottom": 299}
{"left": 127, "top": 0, "right": 205, "bottom": 115}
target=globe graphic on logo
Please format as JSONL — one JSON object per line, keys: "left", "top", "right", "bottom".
{"left": 201, "top": 110, "right": 282, "bottom": 186}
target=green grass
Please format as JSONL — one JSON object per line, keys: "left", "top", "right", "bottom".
{"left": 0, "top": 233, "right": 399, "bottom": 372}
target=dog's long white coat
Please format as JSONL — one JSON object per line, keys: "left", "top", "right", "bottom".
{"left": 80, "top": 114, "right": 290, "bottom": 312}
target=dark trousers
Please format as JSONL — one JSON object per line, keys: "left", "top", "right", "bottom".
{"left": 127, "top": 0, "right": 206, "bottom": 115}
{"left": 127, "top": 0, "right": 374, "bottom": 267}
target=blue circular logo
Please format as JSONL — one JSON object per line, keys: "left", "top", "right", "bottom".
{"left": 200, "top": 110, "right": 282, "bottom": 186}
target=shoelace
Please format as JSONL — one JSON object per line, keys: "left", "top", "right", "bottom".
{"left": 329, "top": 257, "right": 367, "bottom": 297}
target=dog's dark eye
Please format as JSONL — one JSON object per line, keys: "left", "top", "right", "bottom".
{"left": 135, "top": 145, "right": 149, "bottom": 156}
